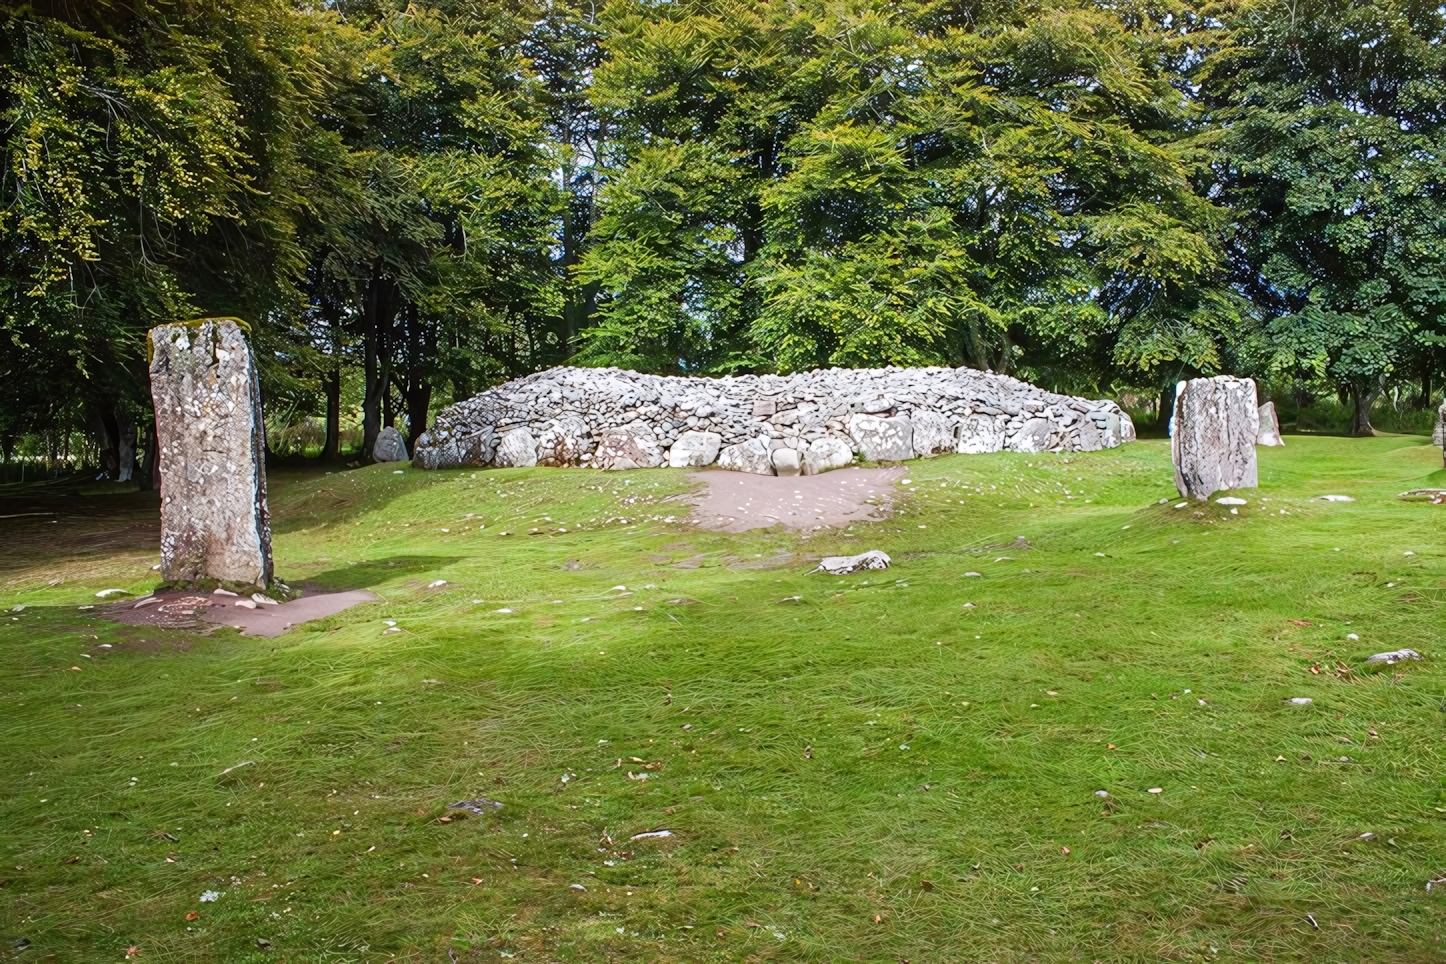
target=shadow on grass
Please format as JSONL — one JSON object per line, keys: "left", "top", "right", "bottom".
{"left": 296, "top": 555, "right": 465, "bottom": 591}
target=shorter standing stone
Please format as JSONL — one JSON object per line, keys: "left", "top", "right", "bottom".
{"left": 373, "top": 426, "right": 409, "bottom": 463}
{"left": 1171, "top": 376, "right": 1260, "bottom": 500}
{"left": 1256, "top": 401, "right": 1284, "bottom": 446}
{"left": 537, "top": 414, "right": 592, "bottom": 466}
{"left": 148, "top": 318, "right": 272, "bottom": 588}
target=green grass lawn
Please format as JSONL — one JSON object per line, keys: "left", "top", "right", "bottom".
{"left": 3, "top": 436, "right": 1445, "bottom": 963}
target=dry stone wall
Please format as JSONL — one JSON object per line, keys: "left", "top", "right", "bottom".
{"left": 413, "top": 366, "right": 1134, "bottom": 474}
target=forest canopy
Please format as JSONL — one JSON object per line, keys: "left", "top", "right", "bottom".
{"left": 2, "top": 0, "right": 1443, "bottom": 472}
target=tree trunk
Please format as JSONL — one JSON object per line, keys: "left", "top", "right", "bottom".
{"left": 138, "top": 416, "right": 161, "bottom": 491}
{"left": 1348, "top": 382, "right": 1378, "bottom": 437}
{"left": 322, "top": 367, "right": 341, "bottom": 459}
{"left": 1157, "top": 382, "right": 1177, "bottom": 430}
{"left": 361, "top": 273, "right": 394, "bottom": 461}
{"left": 402, "top": 303, "right": 433, "bottom": 452}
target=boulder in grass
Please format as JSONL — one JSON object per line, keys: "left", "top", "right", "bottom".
{"left": 373, "top": 425, "right": 409, "bottom": 463}
{"left": 1364, "top": 648, "right": 1422, "bottom": 669}
{"left": 813, "top": 550, "right": 891, "bottom": 575}
{"left": 1171, "top": 376, "right": 1260, "bottom": 500}
{"left": 718, "top": 436, "right": 774, "bottom": 475}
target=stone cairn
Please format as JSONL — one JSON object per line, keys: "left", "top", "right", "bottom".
{"left": 412, "top": 365, "right": 1135, "bottom": 474}
{"left": 1171, "top": 376, "right": 1260, "bottom": 500}
{"left": 148, "top": 318, "right": 273, "bottom": 587}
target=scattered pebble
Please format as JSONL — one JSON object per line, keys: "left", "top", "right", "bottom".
{"left": 1094, "top": 790, "right": 1109, "bottom": 798}
{"left": 1316, "top": 495, "right": 1354, "bottom": 502}
{"left": 1346, "top": 633, "right": 1359, "bottom": 641}
{"left": 1286, "top": 697, "right": 1313, "bottom": 705}
{"left": 1216, "top": 497, "right": 1246, "bottom": 505}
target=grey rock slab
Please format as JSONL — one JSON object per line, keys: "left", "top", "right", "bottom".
{"left": 813, "top": 550, "right": 891, "bottom": 575}
{"left": 668, "top": 431, "right": 722, "bottom": 468}
{"left": 537, "top": 413, "right": 592, "bottom": 467}
{"left": 1006, "top": 417, "right": 1053, "bottom": 453}
{"left": 718, "top": 436, "right": 775, "bottom": 475}
{"left": 373, "top": 426, "right": 409, "bottom": 463}
{"left": 848, "top": 414, "right": 914, "bottom": 461}
{"left": 771, "top": 447, "right": 802, "bottom": 477}
{"left": 494, "top": 428, "right": 539, "bottom": 468}
{"left": 804, "top": 436, "right": 854, "bottom": 474}
{"left": 594, "top": 423, "right": 664, "bottom": 471}
{"left": 911, "top": 410, "right": 955, "bottom": 457}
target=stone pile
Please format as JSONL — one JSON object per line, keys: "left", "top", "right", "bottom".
{"left": 412, "top": 365, "right": 1135, "bottom": 474}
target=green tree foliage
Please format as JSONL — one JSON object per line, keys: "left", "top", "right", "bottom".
{"left": 2, "top": 0, "right": 1444, "bottom": 468}
{"left": 1205, "top": 0, "right": 1446, "bottom": 433}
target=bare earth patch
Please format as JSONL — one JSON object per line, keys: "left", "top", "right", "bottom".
{"left": 688, "top": 465, "right": 905, "bottom": 532}
{"left": 104, "top": 588, "right": 378, "bottom": 637}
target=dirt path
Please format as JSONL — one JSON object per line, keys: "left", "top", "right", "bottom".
{"left": 688, "top": 465, "right": 905, "bottom": 532}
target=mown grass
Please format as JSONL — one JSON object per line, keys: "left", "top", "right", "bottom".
{"left": 2, "top": 436, "right": 1445, "bottom": 963}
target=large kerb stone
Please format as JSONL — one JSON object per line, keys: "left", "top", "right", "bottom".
{"left": 148, "top": 318, "right": 273, "bottom": 588}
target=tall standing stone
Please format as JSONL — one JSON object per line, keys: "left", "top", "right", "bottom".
{"left": 148, "top": 318, "right": 273, "bottom": 587}
{"left": 1171, "top": 376, "right": 1260, "bottom": 500}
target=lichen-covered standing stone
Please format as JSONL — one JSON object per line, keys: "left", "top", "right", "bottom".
{"left": 1171, "top": 376, "right": 1260, "bottom": 500}
{"left": 148, "top": 319, "right": 272, "bottom": 587}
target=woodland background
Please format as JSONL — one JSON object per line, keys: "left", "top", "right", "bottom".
{"left": 2, "top": 0, "right": 1444, "bottom": 477}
